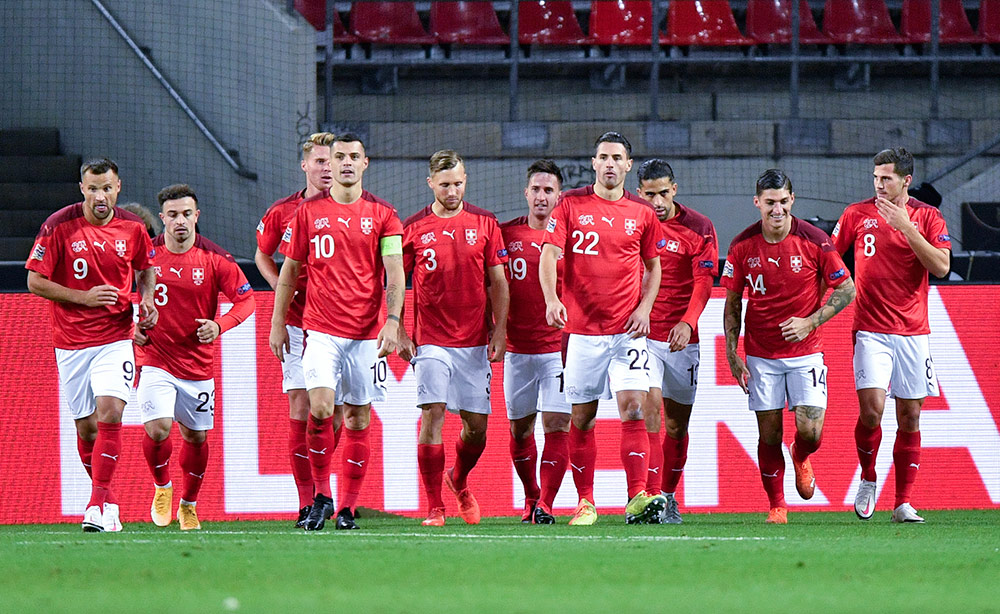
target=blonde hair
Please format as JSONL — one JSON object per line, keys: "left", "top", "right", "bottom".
{"left": 429, "top": 150, "right": 464, "bottom": 176}
{"left": 301, "top": 132, "right": 336, "bottom": 158}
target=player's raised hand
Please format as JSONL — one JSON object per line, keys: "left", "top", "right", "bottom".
{"left": 269, "top": 322, "right": 290, "bottom": 362}
{"left": 874, "top": 196, "right": 911, "bottom": 231}
{"left": 377, "top": 319, "right": 400, "bottom": 358}
{"left": 545, "top": 299, "right": 567, "bottom": 329}
{"left": 397, "top": 326, "right": 416, "bottom": 362}
{"left": 81, "top": 284, "right": 119, "bottom": 307}
{"left": 137, "top": 298, "right": 158, "bottom": 329}
{"left": 195, "top": 318, "right": 221, "bottom": 344}
{"left": 624, "top": 308, "right": 651, "bottom": 339}
{"left": 667, "top": 321, "right": 692, "bottom": 351}
{"left": 727, "top": 354, "right": 750, "bottom": 394}
{"left": 779, "top": 316, "right": 814, "bottom": 343}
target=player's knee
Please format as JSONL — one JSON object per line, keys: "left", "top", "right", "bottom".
{"left": 144, "top": 420, "right": 172, "bottom": 441}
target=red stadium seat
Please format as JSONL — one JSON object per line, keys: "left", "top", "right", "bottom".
{"left": 821, "top": 0, "right": 907, "bottom": 44}
{"left": 900, "top": 0, "right": 983, "bottom": 44}
{"left": 518, "top": 1, "right": 593, "bottom": 45}
{"left": 662, "top": 0, "right": 755, "bottom": 46}
{"left": 295, "top": 0, "right": 357, "bottom": 44}
{"left": 589, "top": 1, "right": 653, "bottom": 46}
{"left": 745, "top": 0, "right": 832, "bottom": 45}
{"left": 349, "top": 2, "right": 438, "bottom": 45}
{"left": 430, "top": 2, "right": 510, "bottom": 45}
{"left": 978, "top": 0, "right": 1000, "bottom": 42}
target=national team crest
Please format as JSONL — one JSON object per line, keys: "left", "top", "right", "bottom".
{"left": 666, "top": 240, "right": 680, "bottom": 252}
{"left": 360, "top": 217, "right": 373, "bottom": 235}
{"left": 115, "top": 239, "right": 127, "bottom": 257}
{"left": 624, "top": 219, "right": 637, "bottom": 236}
{"left": 790, "top": 255, "right": 803, "bottom": 273}
{"left": 465, "top": 229, "right": 477, "bottom": 245}
{"left": 192, "top": 267, "right": 205, "bottom": 285}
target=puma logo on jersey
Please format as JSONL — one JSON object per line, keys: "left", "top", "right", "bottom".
{"left": 100, "top": 453, "right": 119, "bottom": 461}
{"left": 93, "top": 240, "right": 107, "bottom": 251}
{"left": 768, "top": 257, "right": 781, "bottom": 267}
{"left": 338, "top": 217, "right": 351, "bottom": 228}
{"left": 170, "top": 267, "right": 183, "bottom": 277}
{"left": 531, "top": 242, "right": 543, "bottom": 252}
{"left": 570, "top": 463, "right": 585, "bottom": 473}
{"left": 309, "top": 447, "right": 328, "bottom": 455}
{"left": 601, "top": 216, "right": 615, "bottom": 227}
{"left": 442, "top": 229, "right": 456, "bottom": 239}
{"left": 628, "top": 451, "right": 646, "bottom": 458}
{"left": 347, "top": 458, "right": 365, "bottom": 467}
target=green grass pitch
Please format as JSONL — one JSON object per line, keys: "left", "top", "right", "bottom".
{"left": 2, "top": 510, "right": 998, "bottom": 613}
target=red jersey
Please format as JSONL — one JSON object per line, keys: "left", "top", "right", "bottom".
{"left": 501, "top": 216, "right": 563, "bottom": 354}
{"left": 649, "top": 203, "right": 718, "bottom": 345}
{"left": 25, "top": 204, "right": 154, "bottom": 350}
{"left": 257, "top": 190, "right": 308, "bottom": 328}
{"left": 832, "top": 197, "right": 951, "bottom": 335}
{"left": 402, "top": 203, "right": 508, "bottom": 348}
{"left": 280, "top": 190, "right": 403, "bottom": 340}
{"left": 139, "top": 235, "right": 255, "bottom": 381}
{"left": 721, "top": 217, "right": 850, "bottom": 359}
{"left": 542, "top": 186, "right": 664, "bottom": 336}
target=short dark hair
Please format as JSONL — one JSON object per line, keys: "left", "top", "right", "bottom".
{"left": 334, "top": 132, "right": 366, "bottom": 152}
{"left": 755, "top": 169, "right": 793, "bottom": 195}
{"left": 636, "top": 159, "right": 675, "bottom": 184}
{"left": 873, "top": 147, "right": 914, "bottom": 178}
{"left": 157, "top": 184, "right": 199, "bottom": 208}
{"left": 80, "top": 158, "right": 119, "bottom": 180}
{"left": 526, "top": 159, "right": 563, "bottom": 186}
{"left": 594, "top": 131, "right": 632, "bottom": 157}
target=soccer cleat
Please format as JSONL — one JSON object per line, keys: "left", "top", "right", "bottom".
{"left": 178, "top": 502, "right": 201, "bottom": 531}
{"left": 766, "top": 507, "right": 788, "bottom": 524}
{"left": 854, "top": 479, "right": 877, "bottom": 520}
{"left": 295, "top": 505, "right": 312, "bottom": 529}
{"left": 521, "top": 499, "right": 537, "bottom": 523}
{"left": 532, "top": 502, "right": 555, "bottom": 525}
{"left": 82, "top": 505, "right": 104, "bottom": 533}
{"left": 660, "top": 493, "right": 683, "bottom": 525}
{"left": 789, "top": 442, "right": 816, "bottom": 500}
{"left": 335, "top": 507, "right": 359, "bottom": 530}
{"left": 421, "top": 507, "right": 446, "bottom": 527}
{"left": 568, "top": 499, "right": 597, "bottom": 526}
{"left": 444, "top": 469, "right": 481, "bottom": 525}
{"left": 102, "top": 503, "right": 123, "bottom": 532}
{"left": 304, "top": 493, "right": 336, "bottom": 531}
{"left": 625, "top": 491, "right": 667, "bottom": 525}
{"left": 891, "top": 502, "right": 925, "bottom": 523}
{"left": 150, "top": 485, "right": 173, "bottom": 527}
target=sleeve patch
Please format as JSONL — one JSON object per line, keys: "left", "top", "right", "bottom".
{"left": 237, "top": 282, "right": 252, "bottom": 295}
{"left": 545, "top": 218, "right": 557, "bottom": 233}
{"left": 256, "top": 220, "right": 265, "bottom": 234}
{"left": 937, "top": 234, "right": 950, "bottom": 242}
{"left": 698, "top": 259, "right": 714, "bottom": 269}
{"left": 722, "top": 261, "right": 734, "bottom": 278}
{"left": 828, "top": 267, "right": 847, "bottom": 281}
{"left": 281, "top": 226, "right": 293, "bottom": 243}
{"left": 30, "top": 244, "right": 45, "bottom": 261}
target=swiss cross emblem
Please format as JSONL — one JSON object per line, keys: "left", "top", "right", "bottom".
{"left": 465, "top": 229, "right": 477, "bottom": 245}
{"left": 666, "top": 240, "right": 680, "bottom": 252}
{"left": 624, "top": 219, "right": 637, "bottom": 236}
{"left": 360, "top": 217, "right": 373, "bottom": 235}
{"left": 192, "top": 267, "right": 205, "bottom": 285}
{"left": 790, "top": 255, "right": 803, "bottom": 273}
{"left": 115, "top": 239, "right": 127, "bottom": 257}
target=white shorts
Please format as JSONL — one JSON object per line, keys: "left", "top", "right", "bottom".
{"left": 413, "top": 345, "right": 491, "bottom": 414}
{"left": 564, "top": 333, "right": 649, "bottom": 404}
{"left": 281, "top": 325, "right": 306, "bottom": 392}
{"left": 55, "top": 339, "right": 135, "bottom": 420}
{"left": 647, "top": 340, "right": 700, "bottom": 405}
{"left": 746, "top": 353, "right": 828, "bottom": 412}
{"left": 503, "top": 351, "right": 572, "bottom": 420}
{"left": 853, "top": 331, "right": 940, "bottom": 399}
{"left": 302, "top": 331, "right": 387, "bottom": 405}
{"left": 138, "top": 366, "right": 215, "bottom": 431}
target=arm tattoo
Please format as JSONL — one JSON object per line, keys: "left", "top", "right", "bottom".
{"left": 809, "top": 278, "right": 856, "bottom": 329}
{"left": 386, "top": 281, "right": 401, "bottom": 314}
{"left": 723, "top": 293, "right": 743, "bottom": 358}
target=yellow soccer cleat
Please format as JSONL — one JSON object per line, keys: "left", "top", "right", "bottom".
{"left": 150, "top": 485, "right": 173, "bottom": 527}
{"left": 625, "top": 491, "right": 667, "bottom": 524}
{"left": 568, "top": 499, "right": 598, "bottom": 526}
{"left": 177, "top": 502, "right": 201, "bottom": 531}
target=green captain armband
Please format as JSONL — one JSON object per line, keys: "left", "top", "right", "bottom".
{"left": 380, "top": 235, "right": 403, "bottom": 256}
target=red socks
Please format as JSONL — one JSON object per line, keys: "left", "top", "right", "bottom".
{"left": 792, "top": 431, "right": 821, "bottom": 463}
{"left": 306, "top": 414, "right": 336, "bottom": 498}
{"left": 179, "top": 438, "right": 209, "bottom": 503}
{"left": 87, "top": 421, "right": 122, "bottom": 508}
{"left": 418, "top": 443, "right": 446, "bottom": 510}
{"left": 452, "top": 437, "right": 486, "bottom": 491}
{"left": 539, "top": 430, "right": 569, "bottom": 509}
{"left": 569, "top": 423, "right": 596, "bottom": 503}
{"left": 510, "top": 434, "right": 540, "bottom": 501}
{"left": 661, "top": 433, "right": 689, "bottom": 493}
{"left": 855, "top": 420, "right": 883, "bottom": 483}
{"left": 77, "top": 434, "right": 94, "bottom": 478}
{"left": 646, "top": 430, "right": 663, "bottom": 494}
{"left": 620, "top": 420, "right": 650, "bottom": 498}
{"left": 289, "top": 418, "right": 313, "bottom": 508}
{"left": 142, "top": 432, "right": 173, "bottom": 486}
{"left": 893, "top": 430, "right": 921, "bottom": 508}
{"left": 339, "top": 426, "right": 371, "bottom": 511}
{"left": 757, "top": 440, "right": 786, "bottom": 509}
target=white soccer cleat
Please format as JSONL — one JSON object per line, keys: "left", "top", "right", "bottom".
{"left": 102, "top": 503, "right": 123, "bottom": 532}
{"left": 891, "top": 502, "right": 925, "bottom": 523}
{"left": 82, "top": 505, "right": 104, "bottom": 533}
{"left": 854, "top": 479, "right": 877, "bottom": 520}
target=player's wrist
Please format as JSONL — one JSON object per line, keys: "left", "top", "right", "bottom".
{"left": 386, "top": 314, "right": 401, "bottom": 323}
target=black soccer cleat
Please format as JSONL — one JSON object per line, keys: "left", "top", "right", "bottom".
{"left": 532, "top": 505, "right": 556, "bottom": 525}
{"left": 304, "top": 494, "right": 335, "bottom": 531}
{"left": 335, "top": 507, "right": 359, "bottom": 530}
{"left": 295, "top": 505, "right": 312, "bottom": 529}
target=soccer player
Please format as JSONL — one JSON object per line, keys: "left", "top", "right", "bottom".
{"left": 635, "top": 159, "right": 718, "bottom": 524}
{"left": 540, "top": 132, "right": 667, "bottom": 525}
{"left": 722, "top": 169, "right": 856, "bottom": 524}
{"left": 500, "top": 160, "right": 571, "bottom": 525}
{"left": 270, "top": 133, "right": 405, "bottom": 531}
{"left": 832, "top": 148, "right": 951, "bottom": 523}
{"left": 26, "top": 158, "right": 158, "bottom": 532}
{"left": 255, "top": 132, "right": 341, "bottom": 527}
{"left": 137, "top": 184, "right": 256, "bottom": 531}
{"left": 399, "top": 150, "right": 509, "bottom": 527}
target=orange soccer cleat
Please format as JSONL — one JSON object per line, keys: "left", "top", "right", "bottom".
{"left": 444, "top": 469, "right": 481, "bottom": 525}
{"left": 421, "top": 507, "right": 446, "bottom": 527}
{"left": 789, "top": 442, "right": 816, "bottom": 500}
{"left": 766, "top": 507, "right": 788, "bottom": 524}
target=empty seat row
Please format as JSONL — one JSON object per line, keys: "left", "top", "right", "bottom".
{"left": 296, "top": 0, "right": 1000, "bottom": 49}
